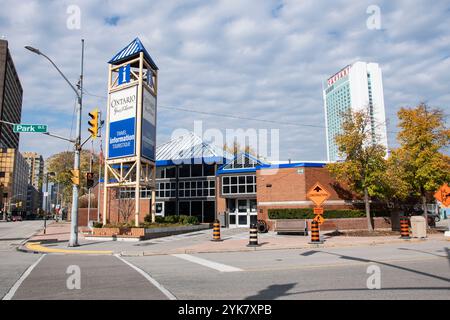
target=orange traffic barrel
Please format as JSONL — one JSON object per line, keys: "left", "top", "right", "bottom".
{"left": 247, "top": 223, "right": 259, "bottom": 247}
{"left": 212, "top": 219, "right": 222, "bottom": 242}
{"left": 309, "top": 220, "right": 323, "bottom": 244}
{"left": 400, "top": 216, "right": 410, "bottom": 239}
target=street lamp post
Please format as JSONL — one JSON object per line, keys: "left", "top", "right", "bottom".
{"left": 26, "top": 39, "right": 84, "bottom": 247}
{"left": 44, "top": 171, "right": 55, "bottom": 235}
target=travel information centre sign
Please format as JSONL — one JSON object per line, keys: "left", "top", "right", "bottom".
{"left": 108, "top": 85, "right": 138, "bottom": 159}
{"left": 108, "top": 84, "right": 157, "bottom": 161}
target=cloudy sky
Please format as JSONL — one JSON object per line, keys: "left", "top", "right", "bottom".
{"left": 0, "top": 0, "right": 449, "bottom": 161}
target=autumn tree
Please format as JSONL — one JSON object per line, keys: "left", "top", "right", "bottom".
{"left": 326, "top": 108, "right": 388, "bottom": 231}
{"left": 223, "top": 139, "right": 257, "bottom": 157}
{"left": 392, "top": 103, "right": 450, "bottom": 223}
{"left": 46, "top": 150, "right": 100, "bottom": 206}
{"left": 118, "top": 190, "right": 135, "bottom": 223}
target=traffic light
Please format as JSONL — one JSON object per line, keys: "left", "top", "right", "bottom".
{"left": 70, "top": 169, "right": 80, "bottom": 185}
{"left": 88, "top": 108, "right": 99, "bottom": 139}
{"left": 86, "top": 172, "right": 94, "bottom": 189}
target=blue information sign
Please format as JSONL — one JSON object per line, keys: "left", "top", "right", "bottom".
{"left": 107, "top": 86, "right": 137, "bottom": 159}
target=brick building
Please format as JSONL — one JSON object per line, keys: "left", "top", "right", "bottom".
{"left": 96, "top": 133, "right": 357, "bottom": 228}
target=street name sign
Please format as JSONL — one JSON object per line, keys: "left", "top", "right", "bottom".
{"left": 307, "top": 182, "right": 331, "bottom": 207}
{"left": 13, "top": 124, "right": 48, "bottom": 133}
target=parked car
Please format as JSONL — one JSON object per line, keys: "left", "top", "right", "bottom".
{"left": 11, "top": 215, "right": 22, "bottom": 222}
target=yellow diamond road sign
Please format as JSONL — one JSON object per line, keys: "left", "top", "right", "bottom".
{"left": 307, "top": 182, "right": 331, "bottom": 207}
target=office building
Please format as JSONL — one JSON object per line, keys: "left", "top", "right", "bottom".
{"left": 23, "top": 152, "right": 44, "bottom": 189}
{"left": 0, "top": 39, "right": 23, "bottom": 149}
{"left": 0, "top": 148, "right": 29, "bottom": 215}
{"left": 323, "top": 61, "right": 388, "bottom": 162}
{"left": 23, "top": 152, "right": 44, "bottom": 215}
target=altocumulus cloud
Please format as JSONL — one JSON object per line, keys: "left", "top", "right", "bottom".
{"left": 0, "top": 0, "right": 448, "bottom": 160}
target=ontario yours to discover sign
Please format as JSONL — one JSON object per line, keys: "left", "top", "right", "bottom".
{"left": 108, "top": 85, "right": 137, "bottom": 158}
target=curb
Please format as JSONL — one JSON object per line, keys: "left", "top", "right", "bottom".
{"left": 118, "top": 237, "right": 438, "bottom": 257}
{"left": 22, "top": 242, "right": 114, "bottom": 255}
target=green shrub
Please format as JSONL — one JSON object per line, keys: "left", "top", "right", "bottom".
{"left": 184, "top": 216, "right": 199, "bottom": 225}
{"left": 164, "top": 215, "right": 179, "bottom": 223}
{"left": 144, "top": 214, "right": 152, "bottom": 223}
{"left": 268, "top": 208, "right": 373, "bottom": 219}
{"left": 92, "top": 222, "right": 103, "bottom": 228}
{"left": 155, "top": 216, "right": 165, "bottom": 223}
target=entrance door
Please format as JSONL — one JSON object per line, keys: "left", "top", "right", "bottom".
{"left": 228, "top": 199, "right": 257, "bottom": 228}
{"left": 237, "top": 199, "right": 249, "bottom": 227}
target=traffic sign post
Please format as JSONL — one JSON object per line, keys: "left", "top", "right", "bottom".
{"left": 13, "top": 124, "right": 48, "bottom": 133}
{"left": 307, "top": 182, "right": 331, "bottom": 207}
{"left": 434, "top": 183, "right": 450, "bottom": 208}
{"left": 307, "top": 182, "right": 331, "bottom": 226}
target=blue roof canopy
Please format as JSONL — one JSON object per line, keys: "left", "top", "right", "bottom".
{"left": 108, "top": 37, "right": 158, "bottom": 70}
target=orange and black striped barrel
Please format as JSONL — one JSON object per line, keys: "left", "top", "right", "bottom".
{"left": 400, "top": 216, "right": 410, "bottom": 239}
{"left": 310, "top": 220, "right": 322, "bottom": 244}
{"left": 212, "top": 219, "right": 221, "bottom": 241}
{"left": 247, "top": 223, "right": 259, "bottom": 247}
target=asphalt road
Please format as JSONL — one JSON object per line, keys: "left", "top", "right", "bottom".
{"left": 2, "top": 239, "right": 449, "bottom": 300}
{"left": 0, "top": 220, "right": 45, "bottom": 298}
{"left": 125, "top": 241, "right": 450, "bottom": 300}
{"left": 8, "top": 254, "right": 171, "bottom": 300}
{"left": 0, "top": 220, "right": 44, "bottom": 251}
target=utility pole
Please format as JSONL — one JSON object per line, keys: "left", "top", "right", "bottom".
{"left": 97, "top": 137, "right": 102, "bottom": 222}
{"left": 69, "top": 39, "right": 84, "bottom": 246}
{"left": 87, "top": 140, "right": 93, "bottom": 227}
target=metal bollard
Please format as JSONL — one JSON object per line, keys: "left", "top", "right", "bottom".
{"left": 211, "top": 219, "right": 222, "bottom": 242}
{"left": 400, "top": 216, "right": 410, "bottom": 239}
{"left": 247, "top": 223, "right": 259, "bottom": 247}
{"left": 309, "top": 220, "right": 323, "bottom": 244}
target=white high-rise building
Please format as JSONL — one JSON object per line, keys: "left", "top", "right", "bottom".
{"left": 323, "top": 61, "right": 388, "bottom": 162}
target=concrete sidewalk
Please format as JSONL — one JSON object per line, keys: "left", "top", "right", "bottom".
{"left": 28, "top": 221, "right": 81, "bottom": 243}
{"left": 21, "top": 221, "right": 449, "bottom": 256}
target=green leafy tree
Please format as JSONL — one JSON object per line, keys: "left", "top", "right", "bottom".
{"left": 326, "top": 108, "right": 387, "bottom": 231}
{"left": 392, "top": 103, "right": 450, "bottom": 224}
{"left": 46, "top": 150, "right": 100, "bottom": 206}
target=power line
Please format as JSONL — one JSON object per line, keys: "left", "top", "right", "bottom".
{"left": 82, "top": 88, "right": 400, "bottom": 134}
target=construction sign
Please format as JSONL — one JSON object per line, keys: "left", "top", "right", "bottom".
{"left": 434, "top": 183, "right": 450, "bottom": 208}
{"left": 313, "top": 214, "right": 325, "bottom": 225}
{"left": 307, "top": 182, "right": 331, "bottom": 207}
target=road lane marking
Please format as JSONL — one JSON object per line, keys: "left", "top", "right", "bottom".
{"left": 172, "top": 254, "right": 243, "bottom": 272}
{"left": 2, "top": 254, "right": 46, "bottom": 300}
{"left": 243, "top": 256, "right": 448, "bottom": 273}
{"left": 114, "top": 254, "right": 177, "bottom": 300}
{"left": 25, "top": 242, "right": 113, "bottom": 255}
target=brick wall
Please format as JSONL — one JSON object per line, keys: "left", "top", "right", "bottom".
{"left": 267, "top": 217, "right": 393, "bottom": 232}
{"left": 78, "top": 208, "right": 98, "bottom": 227}
{"left": 97, "top": 184, "right": 151, "bottom": 224}
{"left": 215, "top": 176, "right": 226, "bottom": 218}
{"left": 256, "top": 166, "right": 357, "bottom": 222}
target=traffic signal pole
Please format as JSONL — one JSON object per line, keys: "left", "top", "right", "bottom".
{"left": 69, "top": 39, "right": 84, "bottom": 247}
{"left": 25, "top": 40, "right": 94, "bottom": 247}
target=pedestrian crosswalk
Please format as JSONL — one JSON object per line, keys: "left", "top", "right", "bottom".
{"left": 137, "top": 229, "right": 280, "bottom": 245}
{"left": 145, "top": 230, "right": 210, "bottom": 244}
